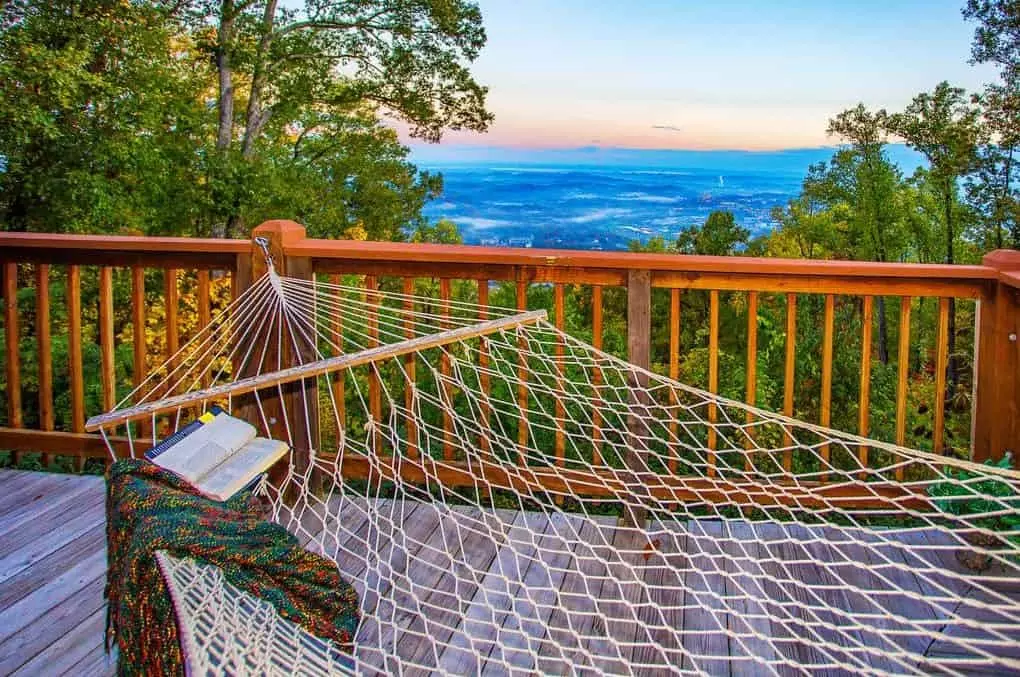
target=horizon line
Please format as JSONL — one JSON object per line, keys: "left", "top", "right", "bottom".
{"left": 404, "top": 142, "right": 916, "bottom": 155}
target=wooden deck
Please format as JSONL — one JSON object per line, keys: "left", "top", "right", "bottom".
{"left": 0, "top": 469, "right": 114, "bottom": 676}
{"left": 2, "top": 468, "right": 1020, "bottom": 676}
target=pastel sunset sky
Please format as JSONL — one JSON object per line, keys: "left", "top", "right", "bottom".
{"left": 405, "top": 0, "right": 995, "bottom": 154}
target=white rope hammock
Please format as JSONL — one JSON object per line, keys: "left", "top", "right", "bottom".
{"left": 89, "top": 262, "right": 1020, "bottom": 676}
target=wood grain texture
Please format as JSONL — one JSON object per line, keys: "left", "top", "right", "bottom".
{"left": 554, "top": 283, "right": 566, "bottom": 468}
{"left": 783, "top": 293, "right": 797, "bottom": 472}
{"left": 625, "top": 270, "right": 652, "bottom": 528}
{"left": 516, "top": 279, "right": 529, "bottom": 458}
{"left": 858, "top": 296, "right": 873, "bottom": 472}
{"left": 744, "top": 291, "right": 758, "bottom": 470}
{"left": 196, "top": 269, "right": 211, "bottom": 388}
{"left": 402, "top": 277, "right": 417, "bottom": 459}
{"left": 439, "top": 278, "right": 454, "bottom": 461}
{"left": 327, "top": 273, "right": 346, "bottom": 431}
{"left": 933, "top": 297, "right": 950, "bottom": 455}
{"left": 34, "top": 266, "right": 53, "bottom": 467}
{"left": 668, "top": 289, "right": 681, "bottom": 474}
{"left": 820, "top": 294, "right": 835, "bottom": 482}
{"left": 98, "top": 267, "right": 116, "bottom": 413}
{"left": 896, "top": 297, "right": 912, "bottom": 481}
{"left": 591, "top": 285, "right": 604, "bottom": 466}
{"left": 67, "top": 266, "right": 85, "bottom": 436}
{"left": 477, "top": 279, "right": 491, "bottom": 455}
{"left": 131, "top": 267, "right": 148, "bottom": 441}
{"left": 707, "top": 289, "right": 719, "bottom": 469}
{"left": 0, "top": 470, "right": 1018, "bottom": 675}
{"left": 4, "top": 264, "right": 22, "bottom": 438}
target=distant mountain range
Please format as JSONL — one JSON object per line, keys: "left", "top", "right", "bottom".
{"left": 410, "top": 144, "right": 927, "bottom": 251}
{"left": 408, "top": 143, "right": 927, "bottom": 175}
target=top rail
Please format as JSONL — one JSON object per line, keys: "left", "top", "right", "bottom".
{"left": 0, "top": 232, "right": 249, "bottom": 270}
{"left": 0, "top": 231, "right": 997, "bottom": 297}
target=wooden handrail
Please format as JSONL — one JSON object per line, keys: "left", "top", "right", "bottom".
{"left": 0, "top": 232, "right": 248, "bottom": 269}
{"left": 288, "top": 237, "right": 994, "bottom": 279}
{"left": 0, "top": 231, "right": 996, "bottom": 293}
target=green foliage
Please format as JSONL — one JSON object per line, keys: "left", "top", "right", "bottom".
{"left": 928, "top": 453, "right": 1020, "bottom": 534}
{"left": 676, "top": 210, "right": 750, "bottom": 256}
{"left": 0, "top": 0, "right": 491, "bottom": 239}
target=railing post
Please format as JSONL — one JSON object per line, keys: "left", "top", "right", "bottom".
{"left": 624, "top": 270, "right": 651, "bottom": 528}
{"left": 973, "top": 250, "right": 1020, "bottom": 466}
{"left": 242, "top": 220, "right": 322, "bottom": 496}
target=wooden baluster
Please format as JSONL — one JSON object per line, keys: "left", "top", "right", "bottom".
{"left": 554, "top": 283, "right": 566, "bottom": 469}
{"left": 197, "top": 269, "right": 211, "bottom": 389}
{"left": 591, "top": 285, "right": 604, "bottom": 466}
{"left": 162, "top": 268, "right": 179, "bottom": 435}
{"left": 624, "top": 270, "right": 651, "bottom": 527}
{"left": 440, "top": 278, "right": 454, "bottom": 461}
{"left": 668, "top": 288, "right": 680, "bottom": 474}
{"left": 477, "top": 279, "right": 491, "bottom": 455}
{"left": 895, "top": 296, "right": 912, "bottom": 481}
{"left": 330, "top": 274, "right": 346, "bottom": 435}
{"left": 820, "top": 294, "right": 835, "bottom": 483}
{"left": 35, "top": 265, "right": 53, "bottom": 467}
{"left": 3, "top": 263, "right": 21, "bottom": 465}
{"left": 707, "top": 290, "right": 719, "bottom": 476}
{"left": 516, "top": 280, "right": 528, "bottom": 464}
{"left": 403, "top": 277, "right": 417, "bottom": 459}
{"left": 783, "top": 293, "right": 797, "bottom": 473}
{"left": 131, "top": 267, "right": 148, "bottom": 442}
{"left": 68, "top": 266, "right": 85, "bottom": 469}
{"left": 858, "top": 296, "right": 873, "bottom": 474}
{"left": 99, "top": 267, "right": 116, "bottom": 417}
{"left": 165, "top": 269, "right": 179, "bottom": 369}
{"left": 745, "top": 291, "right": 758, "bottom": 472}
{"left": 365, "top": 275, "right": 382, "bottom": 454}
{"left": 933, "top": 297, "right": 950, "bottom": 456}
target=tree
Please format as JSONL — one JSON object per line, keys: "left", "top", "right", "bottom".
{"left": 187, "top": 0, "right": 493, "bottom": 235}
{"left": 823, "top": 106, "right": 912, "bottom": 362}
{"left": 887, "top": 81, "right": 984, "bottom": 387}
{"left": 0, "top": 0, "right": 210, "bottom": 233}
{"left": 963, "top": 0, "right": 1020, "bottom": 82}
{"left": 675, "top": 210, "right": 750, "bottom": 256}
{"left": 0, "top": 0, "right": 481, "bottom": 241}
{"left": 963, "top": 1, "right": 1020, "bottom": 248}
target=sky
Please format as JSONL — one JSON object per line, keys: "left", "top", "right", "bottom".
{"left": 404, "top": 0, "right": 997, "bottom": 156}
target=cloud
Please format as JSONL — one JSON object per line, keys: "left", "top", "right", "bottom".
{"left": 653, "top": 124, "right": 683, "bottom": 133}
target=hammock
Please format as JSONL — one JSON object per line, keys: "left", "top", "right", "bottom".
{"left": 87, "top": 254, "right": 1020, "bottom": 676}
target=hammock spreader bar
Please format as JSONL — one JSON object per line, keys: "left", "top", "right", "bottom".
{"left": 85, "top": 309, "right": 547, "bottom": 432}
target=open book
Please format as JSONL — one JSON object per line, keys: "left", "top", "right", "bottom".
{"left": 146, "top": 409, "right": 289, "bottom": 501}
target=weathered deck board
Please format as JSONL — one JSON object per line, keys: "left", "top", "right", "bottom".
{"left": 2, "top": 468, "right": 1020, "bottom": 676}
{"left": 400, "top": 507, "right": 513, "bottom": 673}
{"left": 0, "top": 471, "right": 111, "bottom": 677}
{"left": 721, "top": 520, "right": 778, "bottom": 676}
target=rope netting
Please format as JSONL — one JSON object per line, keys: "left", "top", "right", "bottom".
{"left": 90, "top": 265, "right": 1020, "bottom": 676}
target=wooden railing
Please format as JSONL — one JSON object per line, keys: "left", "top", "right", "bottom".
{"left": 1, "top": 221, "right": 1018, "bottom": 474}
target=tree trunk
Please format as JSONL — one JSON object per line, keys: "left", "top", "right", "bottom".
{"left": 241, "top": 0, "right": 278, "bottom": 159}
{"left": 215, "top": 1, "right": 235, "bottom": 152}
{"left": 213, "top": 0, "right": 236, "bottom": 239}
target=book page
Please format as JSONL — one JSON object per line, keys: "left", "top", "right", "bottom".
{"left": 198, "top": 437, "right": 289, "bottom": 501}
{"left": 154, "top": 414, "right": 257, "bottom": 484}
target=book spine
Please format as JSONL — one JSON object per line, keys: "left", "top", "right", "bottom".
{"left": 145, "top": 418, "right": 205, "bottom": 460}
{"left": 144, "top": 405, "right": 227, "bottom": 460}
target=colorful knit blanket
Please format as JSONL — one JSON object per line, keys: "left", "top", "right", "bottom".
{"left": 105, "top": 459, "right": 359, "bottom": 676}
